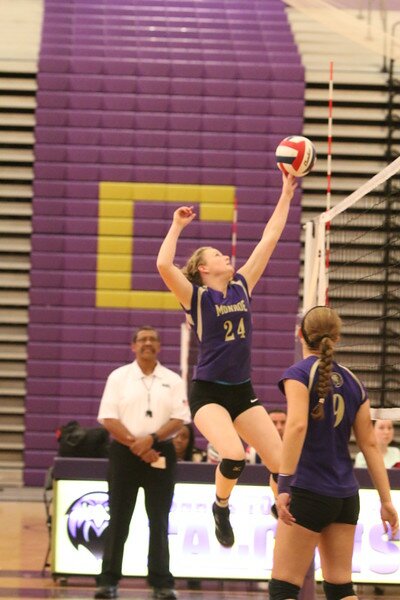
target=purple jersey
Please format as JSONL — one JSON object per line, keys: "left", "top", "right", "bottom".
{"left": 186, "top": 273, "right": 252, "bottom": 384}
{"left": 279, "top": 355, "right": 367, "bottom": 497}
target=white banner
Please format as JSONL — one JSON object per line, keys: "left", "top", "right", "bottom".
{"left": 52, "top": 480, "right": 400, "bottom": 583}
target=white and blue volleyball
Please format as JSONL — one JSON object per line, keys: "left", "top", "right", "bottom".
{"left": 275, "top": 135, "right": 317, "bottom": 177}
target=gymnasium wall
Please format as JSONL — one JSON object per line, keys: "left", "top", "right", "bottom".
{"left": 24, "top": 0, "right": 305, "bottom": 485}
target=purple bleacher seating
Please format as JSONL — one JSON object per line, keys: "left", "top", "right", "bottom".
{"left": 27, "top": 0, "right": 304, "bottom": 487}
{"left": 99, "top": 164, "right": 136, "bottom": 181}
{"left": 203, "top": 79, "right": 237, "bottom": 97}
{"left": 202, "top": 150, "right": 234, "bottom": 168}
{"left": 136, "top": 94, "right": 170, "bottom": 112}
{"left": 100, "top": 147, "right": 135, "bottom": 164}
{"left": 101, "top": 129, "right": 135, "bottom": 146}
{"left": 204, "top": 61, "right": 237, "bottom": 79}
{"left": 169, "top": 96, "right": 202, "bottom": 113}
{"left": 201, "top": 132, "right": 234, "bottom": 150}
{"left": 68, "top": 128, "right": 103, "bottom": 145}
{"left": 167, "top": 167, "right": 201, "bottom": 184}
{"left": 134, "top": 166, "right": 168, "bottom": 182}
{"left": 200, "top": 169, "right": 235, "bottom": 185}
{"left": 137, "top": 59, "right": 170, "bottom": 77}
{"left": 38, "top": 56, "right": 70, "bottom": 73}
{"left": 135, "top": 113, "right": 169, "bottom": 130}
{"left": 235, "top": 169, "right": 279, "bottom": 188}
{"left": 36, "top": 91, "right": 68, "bottom": 109}
{"left": 169, "top": 113, "right": 202, "bottom": 131}
{"left": 68, "top": 146, "right": 100, "bottom": 164}
{"left": 101, "top": 111, "right": 135, "bottom": 129}
{"left": 34, "top": 145, "right": 67, "bottom": 162}
{"left": 133, "top": 130, "right": 169, "bottom": 147}
{"left": 234, "top": 151, "right": 271, "bottom": 170}
{"left": 68, "top": 74, "right": 104, "bottom": 92}
{"left": 168, "top": 149, "right": 201, "bottom": 167}
{"left": 234, "top": 133, "right": 271, "bottom": 151}
{"left": 168, "top": 131, "right": 201, "bottom": 149}
{"left": 170, "top": 60, "right": 204, "bottom": 78}
{"left": 102, "top": 94, "right": 136, "bottom": 111}
{"left": 134, "top": 148, "right": 168, "bottom": 166}
{"left": 103, "top": 76, "right": 136, "bottom": 93}
{"left": 203, "top": 97, "right": 236, "bottom": 114}
{"left": 202, "top": 114, "right": 235, "bottom": 132}
{"left": 169, "top": 77, "right": 203, "bottom": 96}
{"left": 136, "top": 77, "right": 171, "bottom": 94}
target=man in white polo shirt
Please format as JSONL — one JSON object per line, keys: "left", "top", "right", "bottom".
{"left": 94, "top": 326, "right": 190, "bottom": 600}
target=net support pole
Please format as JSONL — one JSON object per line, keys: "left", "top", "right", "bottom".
{"left": 325, "top": 60, "right": 334, "bottom": 305}
{"left": 316, "top": 218, "right": 327, "bottom": 306}
{"left": 303, "top": 217, "right": 326, "bottom": 311}
{"left": 303, "top": 220, "right": 316, "bottom": 312}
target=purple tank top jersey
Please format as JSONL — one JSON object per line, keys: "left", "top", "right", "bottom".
{"left": 186, "top": 273, "right": 252, "bottom": 384}
{"left": 279, "top": 355, "right": 368, "bottom": 497}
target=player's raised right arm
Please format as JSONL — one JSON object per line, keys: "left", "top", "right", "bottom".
{"left": 157, "top": 206, "right": 195, "bottom": 310}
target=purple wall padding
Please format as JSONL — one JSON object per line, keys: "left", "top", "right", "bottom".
{"left": 25, "top": 0, "right": 305, "bottom": 485}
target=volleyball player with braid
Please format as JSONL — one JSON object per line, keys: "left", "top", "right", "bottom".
{"left": 157, "top": 173, "right": 296, "bottom": 547}
{"left": 269, "top": 306, "right": 399, "bottom": 600}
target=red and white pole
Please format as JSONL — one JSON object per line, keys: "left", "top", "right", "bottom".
{"left": 325, "top": 60, "right": 334, "bottom": 306}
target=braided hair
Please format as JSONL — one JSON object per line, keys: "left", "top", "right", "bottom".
{"left": 301, "top": 306, "right": 342, "bottom": 421}
{"left": 181, "top": 247, "right": 209, "bottom": 285}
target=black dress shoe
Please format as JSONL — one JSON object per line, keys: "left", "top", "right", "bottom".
{"left": 152, "top": 588, "right": 177, "bottom": 599}
{"left": 94, "top": 585, "right": 119, "bottom": 599}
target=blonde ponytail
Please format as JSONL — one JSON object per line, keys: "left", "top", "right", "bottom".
{"left": 181, "top": 247, "right": 208, "bottom": 285}
{"left": 301, "top": 306, "right": 342, "bottom": 421}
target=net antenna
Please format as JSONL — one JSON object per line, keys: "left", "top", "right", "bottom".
{"left": 325, "top": 60, "right": 334, "bottom": 307}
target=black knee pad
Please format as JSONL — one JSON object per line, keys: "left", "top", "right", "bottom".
{"left": 219, "top": 458, "right": 246, "bottom": 479}
{"left": 269, "top": 578, "right": 300, "bottom": 600}
{"left": 323, "top": 580, "right": 355, "bottom": 600}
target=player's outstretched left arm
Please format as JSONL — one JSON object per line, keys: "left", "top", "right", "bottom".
{"left": 237, "top": 173, "right": 297, "bottom": 295}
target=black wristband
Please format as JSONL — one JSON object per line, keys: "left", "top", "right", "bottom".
{"left": 150, "top": 432, "right": 159, "bottom": 446}
{"left": 278, "top": 474, "right": 294, "bottom": 495}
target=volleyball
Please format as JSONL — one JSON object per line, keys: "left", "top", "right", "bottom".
{"left": 275, "top": 135, "right": 317, "bottom": 177}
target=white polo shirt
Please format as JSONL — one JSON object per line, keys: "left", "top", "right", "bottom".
{"left": 98, "top": 360, "right": 190, "bottom": 438}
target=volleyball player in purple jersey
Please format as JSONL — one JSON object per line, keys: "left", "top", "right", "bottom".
{"left": 157, "top": 173, "right": 297, "bottom": 547}
{"left": 269, "top": 306, "right": 399, "bottom": 600}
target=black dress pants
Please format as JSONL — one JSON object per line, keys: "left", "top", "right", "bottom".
{"left": 97, "top": 440, "right": 176, "bottom": 588}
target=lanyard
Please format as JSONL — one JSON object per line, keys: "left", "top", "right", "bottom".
{"left": 141, "top": 376, "right": 155, "bottom": 417}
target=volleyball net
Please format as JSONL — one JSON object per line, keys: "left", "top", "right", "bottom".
{"left": 303, "top": 155, "right": 400, "bottom": 416}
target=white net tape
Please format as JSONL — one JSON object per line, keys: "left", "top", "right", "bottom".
{"left": 370, "top": 408, "right": 400, "bottom": 421}
{"left": 321, "top": 155, "right": 400, "bottom": 224}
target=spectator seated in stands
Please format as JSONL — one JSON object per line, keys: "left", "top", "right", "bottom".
{"left": 354, "top": 418, "right": 400, "bottom": 468}
{"left": 245, "top": 407, "right": 287, "bottom": 463}
{"left": 172, "top": 423, "right": 206, "bottom": 462}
